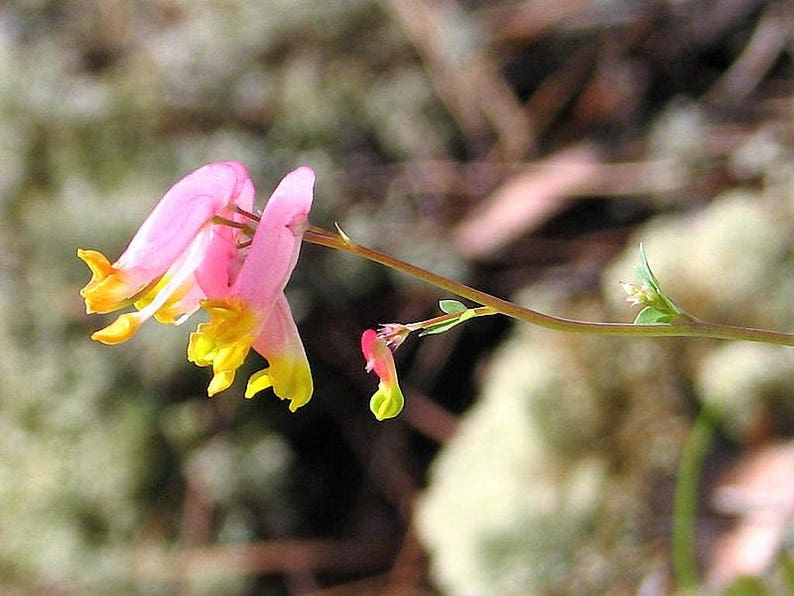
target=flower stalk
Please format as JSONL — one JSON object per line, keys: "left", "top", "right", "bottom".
{"left": 304, "top": 225, "right": 794, "bottom": 347}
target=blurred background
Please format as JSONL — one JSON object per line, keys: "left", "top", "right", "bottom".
{"left": 2, "top": 0, "right": 794, "bottom": 593}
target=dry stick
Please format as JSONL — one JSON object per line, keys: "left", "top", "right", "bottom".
{"left": 380, "top": 0, "right": 534, "bottom": 159}
{"left": 135, "top": 538, "right": 396, "bottom": 582}
{"left": 303, "top": 226, "right": 794, "bottom": 346}
{"left": 707, "top": 4, "right": 788, "bottom": 101}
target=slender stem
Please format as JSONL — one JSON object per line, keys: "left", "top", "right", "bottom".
{"left": 304, "top": 226, "right": 794, "bottom": 346}
{"left": 405, "top": 306, "right": 497, "bottom": 332}
{"left": 234, "top": 206, "right": 261, "bottom": 222}
{"left": 672, "top": 408, "right": 716, "bottom": 590}
{"left": 211, "top": 215, "right": 255, "bottom": 235}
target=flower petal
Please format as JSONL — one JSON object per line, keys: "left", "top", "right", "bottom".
{"left": 77, "top": 249, "right": 137, "bottom": 314}
{"left": 129, "top": 225, "right": 214, "bottom": 327}
{"left": 90, "top": 312, "right": 142, "bottom": 345}
{"left": 187, "top": 298, "right": 259, "bottom": 396}
{"left": 370, "top": 381, "right": 404, "bottom": 421}
{"left": 79, "top": 162, "right": 255, "bottom": 313}
{"left": 194, "top": 171, "right": 256, "bottom": 297}
{"left": 208, "top": 370, "right": 236, "bottom": 397}
{"left": 247, "top": 293, "right": 313, "bottom": 411}
{"left": 234, "top": 167, "right": 315, "bottom": 320}
{"left": 117, "top": 162, "right": 254, "bottom": 283}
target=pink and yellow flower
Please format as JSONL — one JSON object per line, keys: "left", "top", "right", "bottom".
{"left": 361, "top": 329, "right": 405, "bottom": 420}
{"left": 78, "top": 161, "right": 255, "bottom": 344}
{"left": 187, "top": 167, "right": 315, "bottom": 410}
{"left": 78, "top": 162, "right": 315, "bottom": 410}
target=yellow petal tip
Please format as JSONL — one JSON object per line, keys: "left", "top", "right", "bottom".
{"left": 207, "top": 370, "right": 235, "bottom": 397}
{"left": 245, "top": 369, "right": 273, "bottom": 399}
{"left": 90, "top": 313, "right": 141, "bottom": 345}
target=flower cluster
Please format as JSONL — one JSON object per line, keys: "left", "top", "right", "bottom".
{"left": 78, "top": 162, "right": 314, "bottom": 411}
{"left": 79, "top": 162, "right": 420, "bottom": 419}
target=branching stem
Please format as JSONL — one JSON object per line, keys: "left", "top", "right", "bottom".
{"left": 303, "top": 225, "right": 794, "bottom": 346}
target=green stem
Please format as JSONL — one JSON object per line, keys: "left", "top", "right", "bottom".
{"left": 672, "top": 408, "right": 716, "bottom": 591}
{"left": 304, "top": 226, "right": 794, "bottom": 346}
{"left": 405, "top": 306, "right": 497, "bottom": 333}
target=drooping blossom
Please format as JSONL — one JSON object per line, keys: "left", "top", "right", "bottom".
{"left": 187, "top": 167, "right": 315, "bottom": 411}
{"left": 78, "top": 161, "right": 255, "bottom": 344}
{"left": 78, "top": 163, "right": 315, "bottom": 411}
{"left": 361, "top": 329, "right": 405, "bottom": 420}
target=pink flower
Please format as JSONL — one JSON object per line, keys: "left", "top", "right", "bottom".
{"left": 78, "top": 161, "right": 255, "bottom": 344}
{"left": 361, "top": 329, "right": 405, "bottom": 420}
{"left": 187, "top": 167, "right": 314, "bottom": 410}
{"left": 79, "top": 162, "right": 315, "bottom": 411}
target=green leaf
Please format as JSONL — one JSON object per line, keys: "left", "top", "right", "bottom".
{"left": 635, "top": 243, "right": 682, "bottom": 316}
{"left": 635, "top": 243, "right": 660, "bottom": 292}
{"left": 634, "top": 306, "right": 677, "bottom": 325}
{"left": 422, "top": 308, "right": 478, "bottom": 336}
{"left": 439, "top": 299, "right": 467, "bottom": 314}
{"left": 458, "top": 309, "right": 475, "bottom": 323}
{"left": 420, "top": 317, "right": 466, "bottom": 336}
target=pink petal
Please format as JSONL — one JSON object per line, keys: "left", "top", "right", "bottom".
{"left": 233, "top": 167, "right": 315, "bottom": 320}
{"left": 361, "top": 329, "right": 395, "bottom": 385}
{"left": 250, "top": 292, "right": 313, "bottom": 409}
{"left": 194, "top": 224, "right": 242, "bottom": 298}
{"left": 132, "top": 224, "right": 213, "bottom": 323}
{"left": 194, "top": 172, "right": 254, "bottom": 296}
{"left": 116, "top": 161, "right": 254, "bottom": 291}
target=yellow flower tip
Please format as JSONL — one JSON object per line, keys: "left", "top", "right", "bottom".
{"left": 207, "top": 370, "right": 235, "bottom": 397}
{"left": 370, "top": 382, "right": 404, "bottom": 421}
{"left": 187, "top": 328, "right": 218, "bottom": 367}
{"left": 245, "top": 369, "right": 273, "bottom": 399}
{"left": 244, "top": 364, "right": 313, "bottom": 412}
{"left": 90, "top": 313, "right": 141, "bottom": 345}
{"left": 186, "top": 298, "right": 259, "bottom": 397}
{"left": 77, "top": 248, "right": 113, "bottom": 280}
{"left": 77, "top": 249, "right": 135, "bottom": 314}
{"left": 285, "top": 374, "right": 313, "bottom": 412}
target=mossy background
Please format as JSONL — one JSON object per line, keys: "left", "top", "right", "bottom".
{"left": 1, "top": 1, "right": 793, "bottom": 593}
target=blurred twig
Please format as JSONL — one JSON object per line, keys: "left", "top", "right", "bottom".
{"left": 707, "top": 4, "right": 791, "bottom": 102}
{"left": 450, "top": 143, "right": 687, "bottom": 259}
{"left": 403, "top": 390, "right": 459, "bottom": 443}
{"left": 380, "top": 0, "right": 535, "bottom": 159}
{"left": 480, "top": 0, "right": 594, "bottom": 45}
{"left": 134, "top": 538, "right": 398, "bottom": 583}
